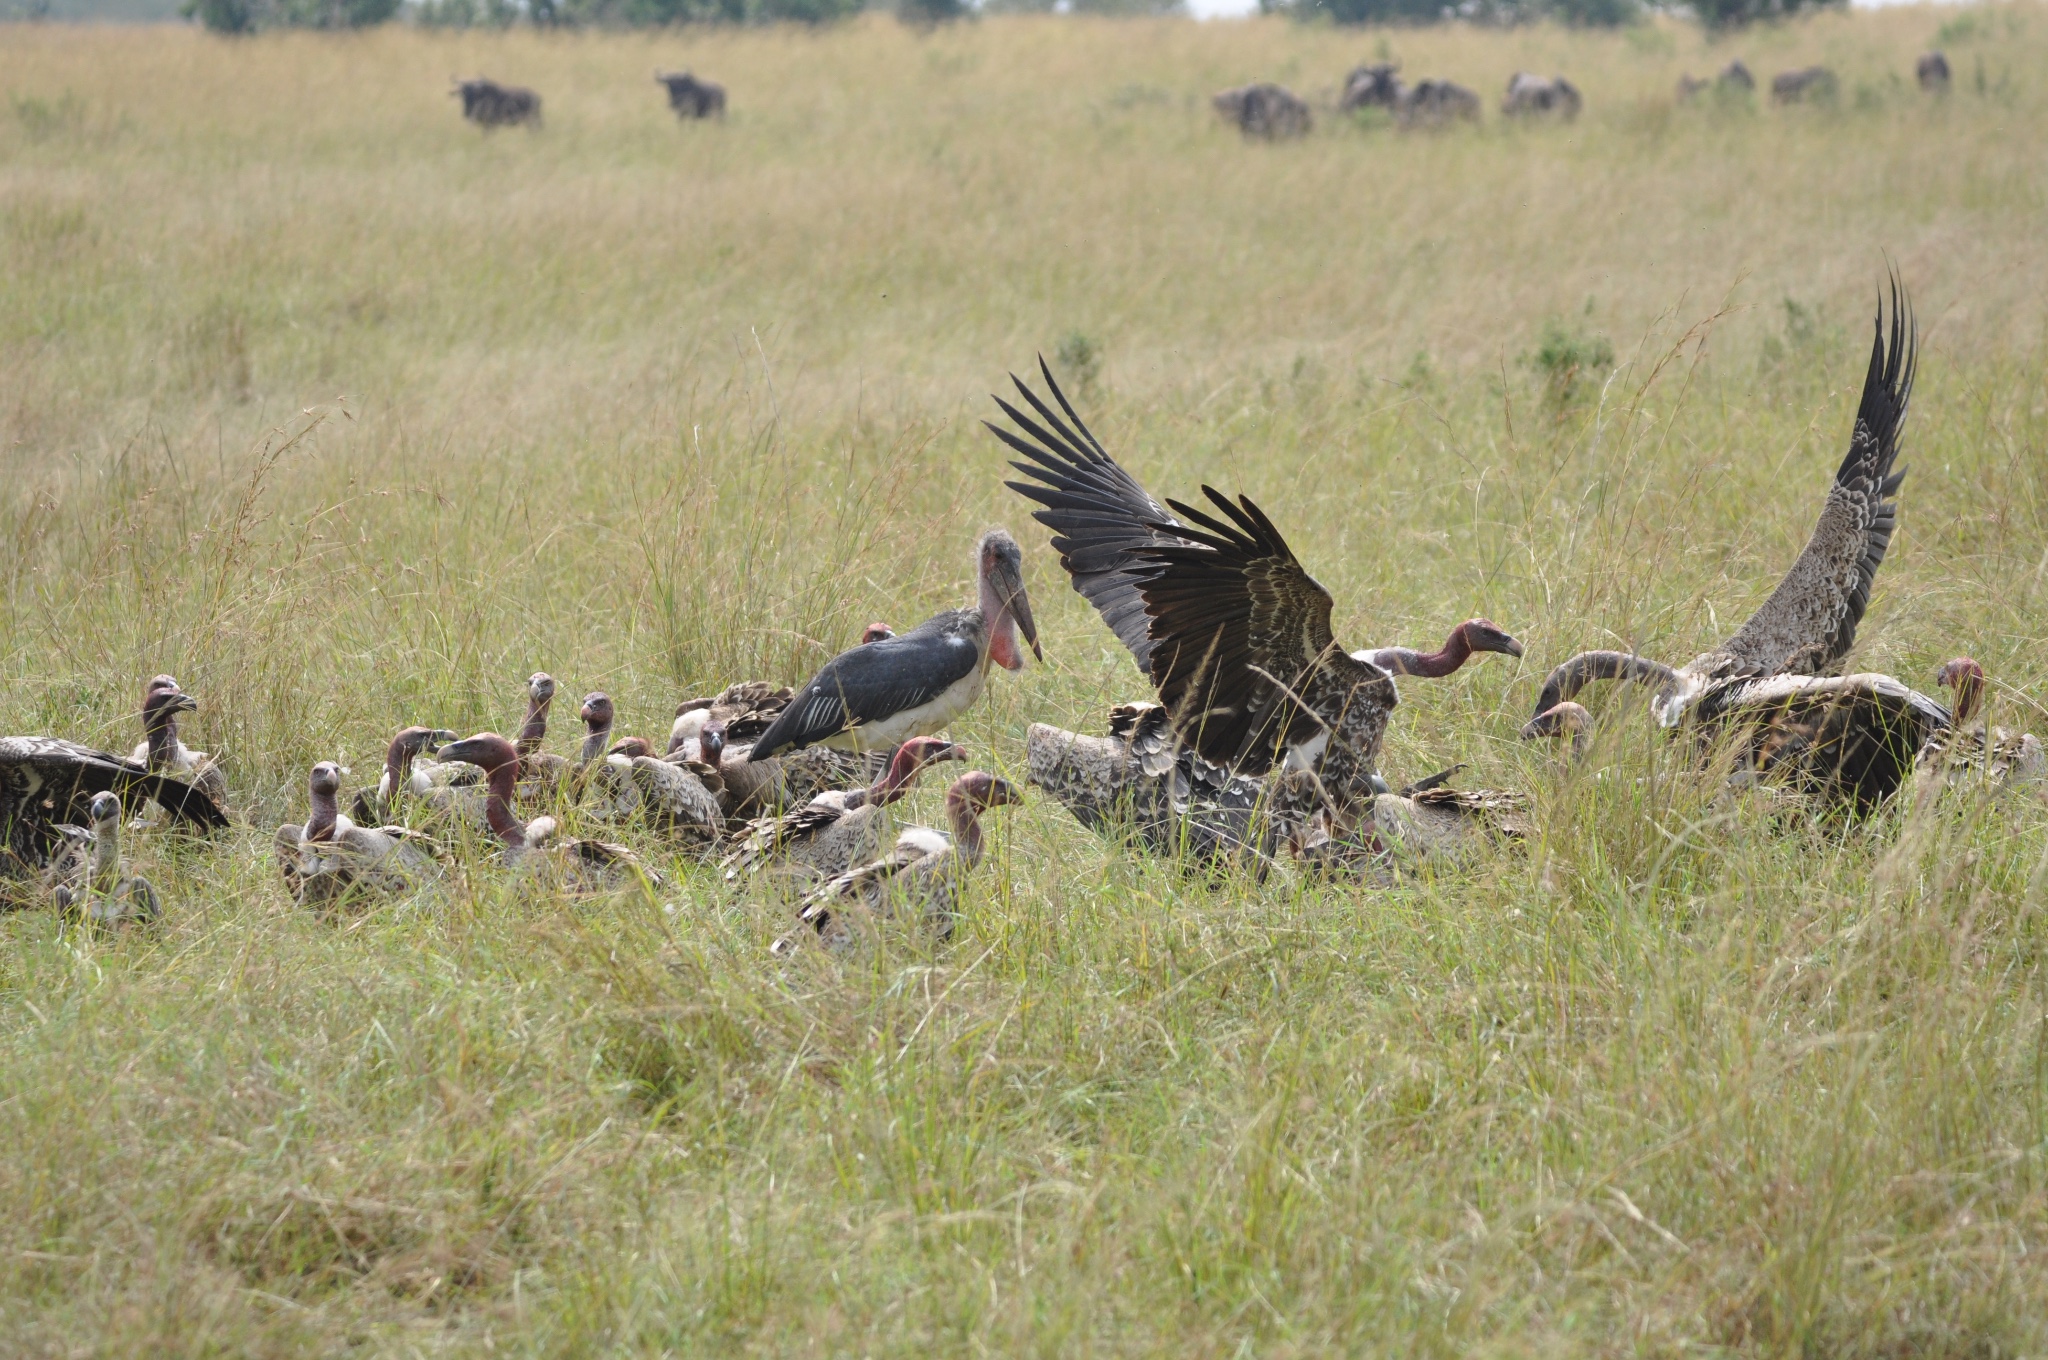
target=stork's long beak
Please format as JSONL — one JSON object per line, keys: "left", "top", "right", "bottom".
{"left": 986, "top": 557, "right": 1041, "bottom": 664}
{"left": 1009, "top": 583, "right": 1042, "bottom": 663}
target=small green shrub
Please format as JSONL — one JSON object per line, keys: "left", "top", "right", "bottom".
{"left": 1056, "top": 330, "right": 1102, "bottom": 399}
{"left": 13, "top": 92, "right": 87, "bottom": 142}
{"left": 1527, "top": 319, "right": 1613, "bottom": 409}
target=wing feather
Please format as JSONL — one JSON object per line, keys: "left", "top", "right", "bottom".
{"left": 994, "top": 359, "right": 1184, "bottom": 672}
{"left": 0, "top": 736, "right": 229, "bottom": 830}
{"left": 1719, "top": 277, "right": 1916, "bottom": 676}
{"left": 1130, "top": 490, "right": 1386, "bottom": 774}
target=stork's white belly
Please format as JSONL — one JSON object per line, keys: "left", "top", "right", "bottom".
{"left": 831, "top": 666, "right": 988, "bottom": 751}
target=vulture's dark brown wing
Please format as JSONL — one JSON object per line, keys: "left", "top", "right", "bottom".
{"left": 0, "top": 736, "right": 229, "bottom": 862}
{"left": 1696, "top": 670, "right": 1949, "bottom": 809}
{"left": 1132, "top": 487, "right": 1384, "bottom": 774}
{"left": 992, "top": 358, "right": 1184, "bottom": 673}
{"left": 1720, "top": 277, "right": 1916, "bottom": 676}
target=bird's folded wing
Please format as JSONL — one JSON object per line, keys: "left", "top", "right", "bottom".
{"left": 749, "top": 626, "right": 979, "bottom": 758}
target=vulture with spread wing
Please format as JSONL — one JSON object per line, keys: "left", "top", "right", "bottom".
{"left": 993, "top": 361, "right": 1521, "bottom": 837}
{"left": 1523, "top": 279, "right": 1916, "bottom": 737}
{"left": 992, "top": 360, "right": 1522, "bottom": 682}
{"left": 2, "top": 735, "right": 229, "bottom": 872}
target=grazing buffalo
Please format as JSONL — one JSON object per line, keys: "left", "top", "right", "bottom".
{"left": 1770, "top": 66, "right": 1837, "bottom": 104}
{"left": 452, "top": 77, "right": 542, "bottom": 129}
{"left": 1339, "top": 62, "right": 1403, "bottom": 114}
{"left": 1398, "top": 78, "right": 1481, "bottom": 127}
{"left": 656, "top": 70, "right": 727, "bottom": 120}
{"left": 1502, "top": 71, "right": 1582, "bottom": 119}
{"left": 1916, "top": 50, "right": 1951, "bottom": 92}
{"left": 1212, "top": 83, "right": 1312, "bottom": 140}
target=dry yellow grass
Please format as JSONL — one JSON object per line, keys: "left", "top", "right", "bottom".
{"left": 2, "top": 6, "right": 2048, "bottom": 1355}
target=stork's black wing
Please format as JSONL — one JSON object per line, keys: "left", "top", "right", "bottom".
{"left": 992, "top": 358, "right": 1185, "bottom": 673}
{"left": 1132, "top": 488, "right": 1387, "bottom": 775}
{"left": 1721, "top": 276, "right": 1916, "bottom": 676}
{"left": 748, "top": 614, "right": 982, "bottom": 760}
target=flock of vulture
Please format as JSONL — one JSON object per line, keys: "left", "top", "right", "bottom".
{"left": 1216, "top": 49, "right": 1956, "bottom": 139}
{"left": 2, "top": 276, "right": 2036, "bottom": 952}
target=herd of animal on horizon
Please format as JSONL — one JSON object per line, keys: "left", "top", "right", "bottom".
{"left": 3, "top": 276, "right": 2037, "bottom": 955}
{"left": 449, "top": 46, "right": 1960, "bottom": 140}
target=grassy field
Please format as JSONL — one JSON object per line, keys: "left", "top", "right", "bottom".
{"left": 3, "top": 5, "right": 2048, "bottom": 1354}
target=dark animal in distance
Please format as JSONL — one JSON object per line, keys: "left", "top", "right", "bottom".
{"left": 1398, "top": 78, "right": 1481, "bottom": 128}
{"left": 1771, "top": 66, "right": 1838, "bottom": 105}
{"left": 1916, "top": 51, "right": 1951, "bottom": 92}
{"left": 1212, "top": 83, "right": 1312, "bottom": 140}
{"left": 452, "top": 77, "right": 542, "bottom": 129}
{"left": 1339, "top": 63, "right": 1403, "bottom": 114}
{"left": 1337, "top": 65, "right": 1481, "bottom": 128}
{"left": 1502, "top": 72, "right": 1582, "bottom": 119}
{"left": 656, "top": 70, "right": 726, "bottom": 120}
{"left": 1677, "top": 59, "right": 1754, "bottom": 103}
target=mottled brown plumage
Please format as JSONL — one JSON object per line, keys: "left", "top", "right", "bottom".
{"left": 772, "top": 772, "right": 1020, "bottom": 954}
{"left": 723, "top": 737, "right": 965, "bottom": 882}
{"left": 1526, "top": 281, "right": 1915, "bottom": 738}
{"left": 1132, "top": 488, "right": 1398, "bottom": 821}
{"left": 1024, "top": 706, "right": 1277, "bottom": 875}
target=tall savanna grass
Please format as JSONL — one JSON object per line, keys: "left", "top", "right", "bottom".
{"left": 2, "top": 5, "right": 2047, "bottom": 1353}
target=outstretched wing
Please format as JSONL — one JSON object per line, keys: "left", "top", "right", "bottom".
{"left": 1133, "top": 488, "right": 1387, "bottom": 775}
{"left": 0, "top": 736, "right": 229, "bottom": 830}
{"left": 992, "top": 358, "right": 1185, "bottom": 672}
{"left": 1719, "top": 277, "right": 1916, "bottom": 676}
{"left": 748, "top": 616, "right": 980, "bottom": 760}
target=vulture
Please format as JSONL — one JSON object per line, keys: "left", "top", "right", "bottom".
{"left": 991, "top": 360, "right": 1523, "bottom": 827}
{"left": 130, "top": 675, "right": 228, "bottom": 810}
{"left": 350, "top": 725, "right": 464, "bottom": 825}
{"left": 434, "top": 733, "right": 663, "bottom": 890}
{"left": 513, "top": 672, "right": 575, "bottom": 804}
{"left": 1693, "top": 670, "right": 1951, "bottom": 811}
{"left": 1523, "top": 280, "right": 1916, "bottom": 739}
{"left": 1914, "top": 658, "right": 2045, "bottom": 796}
{"left": 1024, "top": 703, "right": 1277, "bottom": 876}
{"left": 989, "top": 363, "right": 1418, "bottom": 830}
{"left": 277, "top": 761, "right": 441, "bottom": 906}
{"left": 772, "top": 771, "right": 1022, "bottom": 955}
{"left": 44, "top": 791, "right": 160, "bottom": 925}
{"left": 1, "top": 735, "right": 228, "bottom": 874}
{"left": 722, "top": 735, "right": 966, "bottom": 881}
